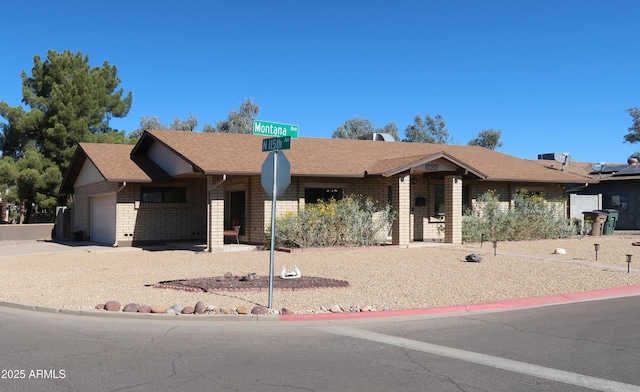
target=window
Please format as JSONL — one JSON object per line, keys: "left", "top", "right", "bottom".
{"left": 433, "top": 184, "right": 444, "bottom": 217}
{"left": 305, "top": 188, "right": 343, "bottom": 204}
{"left": 141, "top": 187, "right": 186, "bottom": 203}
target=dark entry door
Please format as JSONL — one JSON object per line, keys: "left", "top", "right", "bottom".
{"left": 229, "top": 191, "right": 245, "bottom": 235}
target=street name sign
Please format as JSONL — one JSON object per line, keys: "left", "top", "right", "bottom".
{"left": 254, "top": 120, "right": 299, "bottom": 139}
{"left": 262, "top": 136, "right": 291, "bottom": 152}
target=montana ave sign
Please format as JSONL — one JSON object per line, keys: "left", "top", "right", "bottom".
{"left": 253, "top": 120, "right": 299, "bottom": 139}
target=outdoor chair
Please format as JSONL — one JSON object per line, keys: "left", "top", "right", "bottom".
{"left": 223, "top": 219, "right": 241, "bottom": 244}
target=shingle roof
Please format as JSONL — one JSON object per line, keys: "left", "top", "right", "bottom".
{"left": 136, "top": 130, "right": 593, "bottom": 183}
{"left": 62, "top": 131, "right": 596, "bottom": 193}
{"left": 531, "top": 159, "right": 640, "bottom": 182}
{"left": 60, "top": 143, "right": 172, "bottom": 193}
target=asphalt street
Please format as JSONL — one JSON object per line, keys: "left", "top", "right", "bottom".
{"left": 1, "top": 295, "right": 639, "bottom": 391}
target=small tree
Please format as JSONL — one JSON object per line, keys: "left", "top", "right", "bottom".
{"left": 333, "top": 117, "right": 400, "bottom": 140}
{"left": 332, "top": 117, "right": 375, "bottom": 139}
{"left": 468, "top": 129, "right": 503, "bottom": 150}
{"left": 403, "top": 114, "right": 451, "bottom": 143}
{"left": 624, "top": 107, "right": 640, "bottom": 144}
{"left": 210, "top": 98, "right": 259, "bottom": 134}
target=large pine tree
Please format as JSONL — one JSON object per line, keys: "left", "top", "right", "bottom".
{"left": 0, "top": 50, "right": 132, "bottom": 214}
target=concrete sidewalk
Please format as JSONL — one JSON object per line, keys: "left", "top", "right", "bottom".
{"left": 0, "top": 240, "right": 131, "bottom": 258}
{"left": 0, "top": 240, "right": 259, "bottom": 258}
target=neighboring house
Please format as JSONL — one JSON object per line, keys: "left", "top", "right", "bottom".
{"left": 59, "top": 130, "right": 594, "bottom": 249}
{"left": 546, "top": 156, "right": 640, "bottom": 230}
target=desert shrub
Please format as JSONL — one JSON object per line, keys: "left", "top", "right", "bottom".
{"left": 462, "top": 189, "right": 574, "bottom": 242}
{"left": 268, "top": 195, "right": 396, "bottom": 248}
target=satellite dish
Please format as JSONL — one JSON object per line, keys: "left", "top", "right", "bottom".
{"left": 554, "top": 153, "right": 571, "bottom": 164}
{"left": 553, "top": 153, "right": 571, "bottom": 171}
{"left": 591, "top": 162, "right": 604, "bottom": 172}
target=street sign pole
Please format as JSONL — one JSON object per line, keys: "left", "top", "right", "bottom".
{"left": 256, "top": 118, "right": 296, "bottom": 310}
{"left": 268, "top": 151, "right": 278, "bottom": 309}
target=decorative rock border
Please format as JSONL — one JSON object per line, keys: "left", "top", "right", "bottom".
{"left": 94, "top": 300, "right": 377, "bottom": 316}
{"left": 95, "top": 300, "right": 276, "bottom": 316}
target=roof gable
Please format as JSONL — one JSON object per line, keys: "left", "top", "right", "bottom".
{"left": 60, "top": 143, "right": 173, "bottom": 194}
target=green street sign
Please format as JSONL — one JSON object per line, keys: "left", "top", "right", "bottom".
{"left": 253, "top": 120, "right": 299, "bottom": 139}
{"left": 262, "top": 136, "right": 291, "bottom": 152}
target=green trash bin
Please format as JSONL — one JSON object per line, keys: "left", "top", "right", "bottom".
{"left": 602, "top": 209, "right": 619, "bottom": 235}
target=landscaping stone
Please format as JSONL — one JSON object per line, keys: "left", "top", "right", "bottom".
{"left": 104, "top": 301, "right": 121, "bottom": 311}
{"left": 465, "top": 254, "right": 483, "bottom": 262}
{"left": 236, "top": 305, "right": 250, "bottom": 314}
{"left": 251, "top": 305, "right": 269, "bottom": 315}
{"left": 95, "top": 303, "right": 105, "bottom": 310}
{"left": 171, "top": 303, "right": 184, "bottom": 313}
{"left": 281, "top": 307, "right": 294, "bottom": 315}
{"left": 151, "top": 305, "right": 170, "bottom": 313}
{"left": 181, "top": 306, "right": 194, "bottom": 314}
{"left": 138, "top": 305, "right": 152, "bottom": 313}
{"left": 123, "top": 303, "right": 139, "bottom": 312}
{"left": 330, "top": 305, "right": 342, "bottom": 313}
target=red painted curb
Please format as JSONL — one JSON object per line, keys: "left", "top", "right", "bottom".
{"left": 279, "top": 284, "right": 640, "bottom": 321}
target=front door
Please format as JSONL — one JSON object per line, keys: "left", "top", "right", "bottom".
{"left": 228, "top": 191, "right": 245, "bottom": 236}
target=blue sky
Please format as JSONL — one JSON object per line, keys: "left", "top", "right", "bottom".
{"left": 2, "top": 1, "right": 640, "bottom": 164}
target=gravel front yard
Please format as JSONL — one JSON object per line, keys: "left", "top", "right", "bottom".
{"left": 1, "top": 234, "right": 640, "bottom": 315}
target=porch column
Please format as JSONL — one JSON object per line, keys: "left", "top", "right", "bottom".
{"left": 208, "top": 177, "right": 225, "bottom": 249}
{"left": 444, "top": 175, "right": 462, "bottom": 244}
{"left": 391, "top": 174, "right": 411, "bottom": 246}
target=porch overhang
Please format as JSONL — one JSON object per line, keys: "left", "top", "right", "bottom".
{"left": 380, "top": 152, "right": 487, "bottom": 179}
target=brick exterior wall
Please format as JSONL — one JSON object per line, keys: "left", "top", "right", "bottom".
{"left": 72, "top": 174, "right": 568, "bottom": 249}
{"left": 391, "top": 174, "right": 411, "bottom": 245}
{"left": 407, "top": 178, "right": 565, "bottom": 243}
{"left": 444, "top": 175, "right": 462, "bottom": 243}
{"left": 244, "top": 175, "right": 400, "bottom": 245}
{"left": 208, "top": 176, "right": 225, "bottom": 248}
{"left": 466, "top": 181, "right": 566, "bottom": 216}
{"left": 72, "top": 180, "right": 206, "bottom": 246}
{"left": 118, "top": 179, "right": 207, "bottom": 246}
{"left": 71, "top": 182, "right": 120, "bottom": 240}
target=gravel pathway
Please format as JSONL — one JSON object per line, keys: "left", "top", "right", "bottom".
{"left": 1, "top": 234, "right": 639, "bottom": 314}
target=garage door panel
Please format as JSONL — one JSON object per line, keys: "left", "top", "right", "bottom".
{"left": 92, "top": 194, "right": 116, "bottom": 245}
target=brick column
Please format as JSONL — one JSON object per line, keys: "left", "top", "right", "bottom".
{"left": 444, "top": 175, "right": 462, "bottom": 244}
{"left": 208, "top": 176, "right": 225, "bottom": 249}
{"left": 391, "top": 174, "right": 411, "bottom": 246}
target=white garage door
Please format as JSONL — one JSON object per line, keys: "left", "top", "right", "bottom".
{"left": 92, "top": 193, "right": 116, "bottom": 245}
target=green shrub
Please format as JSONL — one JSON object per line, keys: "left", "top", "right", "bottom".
{"left": 462, "top": 189, "right": 575, "bottom": 242}
{"left": 267, "top": 195, "right": 397, "bottom": 248}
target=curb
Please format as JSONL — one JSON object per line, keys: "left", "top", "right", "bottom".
{"left": 0, "top": 301, "right": 280, "bottom": 322}
{"left": 278, "top": 284, "right": 640, "bottom": 321}
{"left": 3, "top": 284, "right": 640, "bottom": 323}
